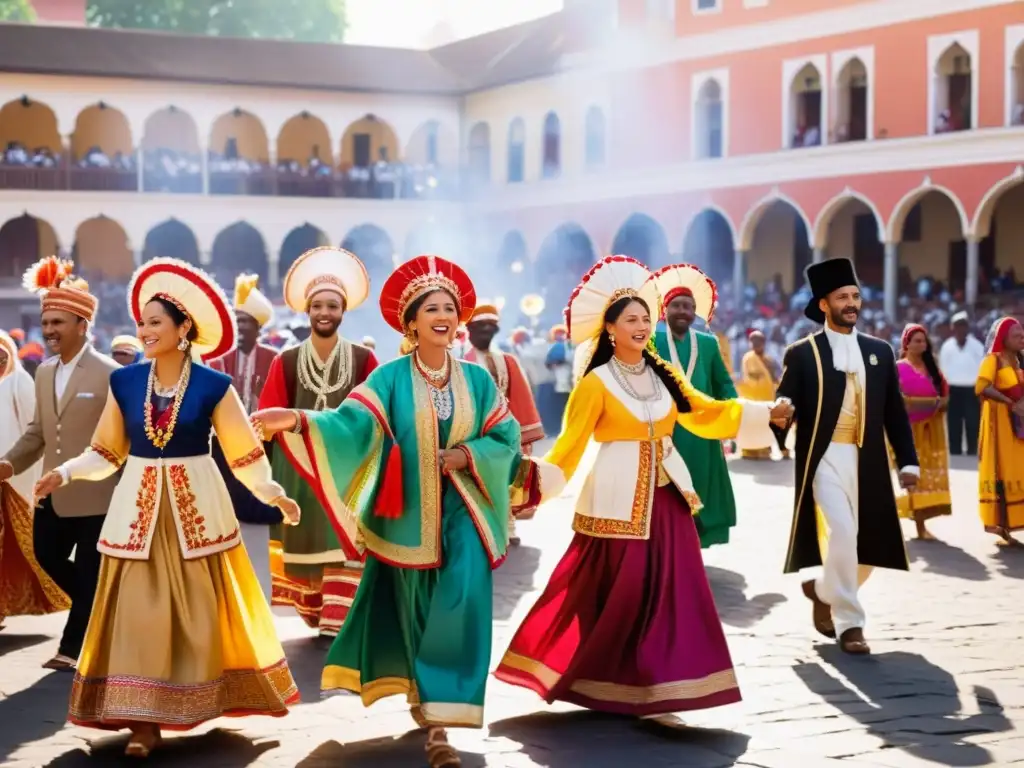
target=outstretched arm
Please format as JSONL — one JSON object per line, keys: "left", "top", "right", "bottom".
{"left": 213, "top": 386, "right": 288, "bottom": 506}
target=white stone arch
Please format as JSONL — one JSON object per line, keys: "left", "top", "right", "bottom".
{"left": 831, "top": 46, "right": 874, "bottom": 141}
{"left": 738, "top": 190, "right": 814, "bottom": 252}
{"left": 0, "top": 203, "right": 75, "bottom": 250}
{"left": 781, "top": 54, "right": 828, "bottom": 150}
{"left": 812, "top": 189, "right": 885, "bottom": 249}
{"left": 971, "top": 165, "right": 1024, "bottom": 240}
{"left": 691, "top": 68, "right": 729, "bottom": 159}
{"left": 1005, "top": 24, "right": 1024, "bottom": 126}
{"left": 885, "top": 179, "right": 971, "bottom": 243}
{"left": 927, "top": 30, "right": 979, "bottom": 135}
{"left": 681, "top": 204, "right": 739, "bottom": 247}
{"left": 140, "top": 106, "right": 203, "bottom": 155}
{"left": 70, "top": 101, "right": 135, "bottom": 160}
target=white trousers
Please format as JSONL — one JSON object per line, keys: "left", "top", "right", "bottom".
{"left": 812, "top": 442, "right": 873, "bottom": 639}
{"left": 240, "top": 522, "right": 273, "bottom": 604}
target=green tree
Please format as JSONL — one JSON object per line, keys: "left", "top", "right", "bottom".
{"left": 86, "top": 0, "right": 346, "bottom": 43}
{"left": 0, "top": 0, "right": 35, "bottom": 22}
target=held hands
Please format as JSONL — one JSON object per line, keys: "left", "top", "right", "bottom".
{"left": 250, "top": 408, "right": 297, "bottom": 439}
{"left": 439, "top": 448, "right": 469, "bottom": 473}
{"left": 769, "top": 397, "right": 794, "bottom": 428}
{"left": 898, "top": 471, "right": 919, "bottom": 490}
{"left": 275, "top": 496, "right": 301, "bottom": 526}
{"left": 0, "top": 460, "right": 12, "bottom": 483}
{"left": 33, "top": 470, "right": 63, "bottom": 503}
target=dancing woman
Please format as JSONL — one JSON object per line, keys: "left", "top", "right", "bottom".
{"left": 497, "top": 256, "right": 792, "bottom": 718}
{"left": 895, "top": 324, "right": 952, "bottom": 540}
{"left": 33, "top": 258, "right": 301, "bottom": 758}
{"left": 976, "top": 316, "right": 1024, "bottom": 547}
{"left": 253, "top": 255, "right": 520, "bottom": 768}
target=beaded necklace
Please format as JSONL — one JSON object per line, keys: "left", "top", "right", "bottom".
{"left": 414, "top": 351, "right": 453, "bottom": 420}
{"left": 609, "top": 356, "right": 661, "bottom": 440}
{"left": 145, "top": 357, "right": 191, "bottom": 449}
{"left": 298, "top": 337, "right": 350, "bottom": 411}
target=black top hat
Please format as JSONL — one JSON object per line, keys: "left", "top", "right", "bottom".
{"left": 803, "top": 258, "right": 861, "bottom": 323}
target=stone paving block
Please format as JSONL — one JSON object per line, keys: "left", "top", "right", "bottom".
{"left": 0, "top": 459, "right": 1020, "bottom": 766}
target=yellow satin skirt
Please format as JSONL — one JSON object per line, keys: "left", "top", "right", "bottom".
{"left": 68, "top": 489, "right": 298, "bottom": 730}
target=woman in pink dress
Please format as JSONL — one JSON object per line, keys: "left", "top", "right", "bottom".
{"left": 895, "top": 324, "right": 952, "bottom": 540}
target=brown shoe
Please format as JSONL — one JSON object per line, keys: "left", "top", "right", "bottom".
{"left": 802, "top": 580, "right": 835, "bottom": 639}
{"left": 42, "top": 654, "right": 76, "bottom": 671}
{"left": 839, "top": 627, "right": 871, "bottom": 655}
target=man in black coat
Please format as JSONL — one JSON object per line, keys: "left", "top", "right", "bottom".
{"left": 776, "top": 258, "right": 918, "bottom": 655}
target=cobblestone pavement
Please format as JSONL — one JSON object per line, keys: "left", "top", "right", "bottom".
{"left": 1, "top": 453, "right": 1022, "bottom": 766}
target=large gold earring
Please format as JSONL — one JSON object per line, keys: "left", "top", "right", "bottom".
{"left": 610, "top": 334, "right": 616, "bottom": 347}
{"left": 177, "top": 337, "right": 189, "bottom": 352}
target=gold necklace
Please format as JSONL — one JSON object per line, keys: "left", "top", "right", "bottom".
{"left": 145, "top": 358, "right": 191, "bottom": 449}
{"left": 415, "top": 351, "right": 449, "bottom": 387}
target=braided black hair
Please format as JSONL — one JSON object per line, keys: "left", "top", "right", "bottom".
{"left": 583, "top": 296, "right": 691, "bottom": 413}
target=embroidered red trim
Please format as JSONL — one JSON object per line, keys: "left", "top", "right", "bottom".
{"left": 229, "top": 446, "right": 265, "bottom": 470}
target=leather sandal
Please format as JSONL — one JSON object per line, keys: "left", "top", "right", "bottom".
{"left": 125, "top": 725, "right": 161, "bottom": 758}
{"left": 839, "top": 628, "right": 871, "bottom": 655}
{"left": 801, "top": 580, "right": 835, "bottom": 639}
{"left": 42, "top": 654, "right": 76, "bottom": 671}
{"left": 426, "top": 728, "right": 461, "bottom": 768}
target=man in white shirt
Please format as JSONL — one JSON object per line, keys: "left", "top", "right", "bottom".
{"left": 0, "top": 259, "right": 117, "bottom": 670}
{"left": 777, "top": 258, "right": 918, "bottom": 655}
{"left": 939, "top": 312, "right": 985, "bottom": 455}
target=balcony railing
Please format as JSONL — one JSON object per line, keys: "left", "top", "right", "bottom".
{"left": 0, "top": 160, "right": 458, "bottom": 201}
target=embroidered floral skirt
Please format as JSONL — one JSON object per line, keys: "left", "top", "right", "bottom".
{"left": 495, "top": 483, "right": 741, "bottom": 717}
{"left": 68, "top": 489, "right": 298, "bottom": 730}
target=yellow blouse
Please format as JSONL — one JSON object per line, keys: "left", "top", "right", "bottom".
{"left": 534, "top": 363, "right": 771, "bottom": 540}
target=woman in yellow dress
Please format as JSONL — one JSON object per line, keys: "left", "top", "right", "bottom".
{"left": 498, "top": 256, "right": 792, "bottom": 718}
{"left": 895, "top": 324, "right": 952, "bottom": 540}
{"left": 738, "top": 330, "right": 783, "bottom": 459}
{"left": 33, "top": 258, "right": 301, "bottom": 758}
{"left": 976, "top": 316, "right": 1024, "bottom": 547}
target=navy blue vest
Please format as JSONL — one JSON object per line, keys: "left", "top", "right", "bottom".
{"left": 110, "top": 362, "right": 231, "bottom": 459}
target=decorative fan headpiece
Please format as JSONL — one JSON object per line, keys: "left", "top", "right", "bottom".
{"left": 565, "top": 256, "right": 659, "bottom": 344}
{"left": 128, "top": 258, "right": 237, "bottom": 362}
{"left": 647, "top": 263, "right": 719, "bottom": 325}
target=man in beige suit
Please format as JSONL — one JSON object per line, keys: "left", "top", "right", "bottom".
{"left": 0, "top": 258, "right": 118, "bottom": 670}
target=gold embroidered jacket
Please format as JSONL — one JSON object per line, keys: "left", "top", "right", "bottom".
{"left": 56, "top": 363, "right": 284, "bottom": 560}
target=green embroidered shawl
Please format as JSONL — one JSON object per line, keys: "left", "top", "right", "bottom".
{"left": 279, "top": 354, "right": 520, "bottom": 569}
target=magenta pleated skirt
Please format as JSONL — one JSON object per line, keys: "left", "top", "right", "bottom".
{"left": 495, "top": 484, "right": 741, "bottom": 716}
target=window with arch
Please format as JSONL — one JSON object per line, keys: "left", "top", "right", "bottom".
{"left": 789, "top": 63, "right": 823, "bottom": 148}
{"left": 467, "top": 122, "right": 490, "bottom": 185}
{"left": 835, "top": 57, "right": 868, "bottom": 142}
{"left": 585, "top": 106, "right": 606, "bottom": 169}
{"left": 542, "top": 112, "right": 561, "bottom": 179}
{"left": 1009, "top": 40, "right": 1023, "bottom": 126}
{"left": 694, "top": 79, "right": 724, "bottom": 159}
{"left": 507, "top": 118, "right": 525, "bottom": 183}
{"left": 934, "top": 43, "right": 973, "bottom": 133}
